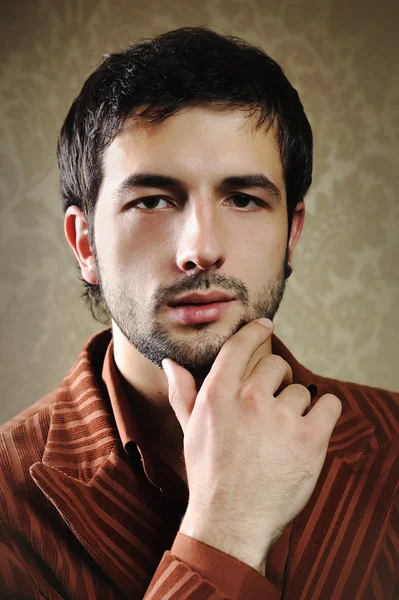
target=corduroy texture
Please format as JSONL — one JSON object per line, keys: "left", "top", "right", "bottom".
{"left": 0, "top": 329, "right": 398, "bottom": 599}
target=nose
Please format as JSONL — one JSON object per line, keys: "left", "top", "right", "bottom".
{"left": 175, "top": 199, "right": 226, "bottom": 272}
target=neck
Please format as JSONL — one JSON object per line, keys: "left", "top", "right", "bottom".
{"left": 112, "top": 323, "right": 183, "bottom": 453}
{"left": 111, "top": 321, "right": 273, "bottom": 458}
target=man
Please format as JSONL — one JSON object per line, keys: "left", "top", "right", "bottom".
{"left": 0, "top": 26, "right": 398, "bottom": 600}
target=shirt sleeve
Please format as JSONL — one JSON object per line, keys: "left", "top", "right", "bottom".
{"left": 143, "top": 533, "right": 280, "bottom": 600}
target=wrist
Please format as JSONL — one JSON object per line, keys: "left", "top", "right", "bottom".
{"left": 179, "top": 512, "right": 270, "bottom": 575}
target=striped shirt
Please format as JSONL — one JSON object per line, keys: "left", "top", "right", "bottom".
{"left": 0, "top": 328, "right": 398, "bottom": 599}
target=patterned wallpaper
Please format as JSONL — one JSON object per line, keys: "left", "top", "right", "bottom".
{"left": 0, "top": 0, "right": 398, "bottom": 424}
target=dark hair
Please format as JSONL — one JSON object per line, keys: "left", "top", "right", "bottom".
{"left": 57, "top": 26, "right": 313, "bottom": 324}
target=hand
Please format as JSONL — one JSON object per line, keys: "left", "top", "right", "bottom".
{"left": 162, "top": 319, "right": 342, "bottom": 573}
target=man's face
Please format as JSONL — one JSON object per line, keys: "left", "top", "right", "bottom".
{"left": 93, "top": 106, "right": 292, "bottom": 378}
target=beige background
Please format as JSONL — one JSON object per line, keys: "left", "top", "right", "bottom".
{"left": 0, "top": 0, "right": 398, "bottom": 424}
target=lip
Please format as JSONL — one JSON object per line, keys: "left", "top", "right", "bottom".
{"left": 167, "top": 299, "right": 236, "bottom": 326}
{"left": 168, "top": 291, "right": 236, "bottom": 307}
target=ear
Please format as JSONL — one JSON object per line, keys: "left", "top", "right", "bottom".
{"left": 64, "top": 206, "right": 98, "bottom": 285}
{"left": 287, "top": 201, "right": 305, "bottom": 266}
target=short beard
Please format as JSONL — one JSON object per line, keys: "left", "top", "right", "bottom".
{"left": 95, "top": 246, "right": 290, "bottom": 379}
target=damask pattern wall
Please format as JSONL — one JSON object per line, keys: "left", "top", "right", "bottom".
{"left": 0, "top": 0, "right": 398, "bottom": 423}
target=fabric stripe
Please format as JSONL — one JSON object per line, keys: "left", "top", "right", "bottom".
{"left": 1, "top": 329, "right": 398, "bottom": 599}
{"left": 33, "top": 465, "right": 150, "bottom": 588}
{"left": 374, "top": 389, "right": 399, "bottom": 436}
{"left": 287, "top": 455, "right": 344, "bottom": 593}
{"left": 345, "top": 449, "right": 399, "bottom": 599}
{"left": 353, "top": 385, "right": 392, "bottom": 443}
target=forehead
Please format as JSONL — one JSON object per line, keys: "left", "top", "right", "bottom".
{"left": 101, "top": 106, "right": 284, "bottom": 191}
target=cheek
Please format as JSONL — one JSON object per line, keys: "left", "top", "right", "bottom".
{"left": 95, "top": 214, "right": 170, "bottom": 289}
{"left": 234, "top": 224, "right": 287, "bottom": 265}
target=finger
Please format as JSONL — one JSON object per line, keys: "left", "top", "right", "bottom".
{"left": 248, "top": 354, "right": 293, "bottom": 395}
{"left": 304, "top": 393, "right": 342, "bottom": 443}
{"left": 209, "top": 319, "right": 274, "bottom": 384}
{"left": 162, "top": 359, "right": 197, "bottom": 433}
{"left": 277, "top": 383, "right": 311, "bottom": 415}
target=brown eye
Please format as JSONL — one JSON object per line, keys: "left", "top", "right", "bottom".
{"left": 131, "top": 196, "right": 171, "bottom": 210}
{"left": 227, "top": 194, "right": 264, "bottom": 209}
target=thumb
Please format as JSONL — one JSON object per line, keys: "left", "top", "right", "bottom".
{"left": 162, "top": 358, "right": 198, "bottom": 433}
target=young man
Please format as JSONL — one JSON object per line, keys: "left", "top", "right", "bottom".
{"left": 0, "top": 27, "right": 398, "bottom": 600}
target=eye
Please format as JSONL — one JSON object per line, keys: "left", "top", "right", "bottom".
{"left": 128, "top": 193, "right": 266, "bottom": 211}
{"left": 226, "top": 194, "right": 266, "bottom": 210}
{"left": 129, "top": 196, "right": 172, "bottom": 210}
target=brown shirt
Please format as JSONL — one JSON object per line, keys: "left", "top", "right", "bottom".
{"left": 102, "top": 337, "right": 293, "bottom": 595}
{"left": 0, "top": 328, "right": 398, "bottom": 599}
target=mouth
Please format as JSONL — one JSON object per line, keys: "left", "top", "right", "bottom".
{"left": 168, "top": 291, "right": 236, "bottom": 307}
{"left": 167, "top": 299, "right": 236, "bottom": 326}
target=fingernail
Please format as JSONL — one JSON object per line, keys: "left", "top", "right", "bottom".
{"left": 162, "top": 359, "right": 171, "bottom": 375}
{"left": 256, "top": 318, "right": 273, "bottom": 328}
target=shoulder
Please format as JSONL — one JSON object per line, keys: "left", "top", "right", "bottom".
{"left": 315, "top": 373, "right": 399, "bottom": 438}
{"left": 0, "top": 389, "right": 56, "bottom": 437}
{"left": 0, "top": 390, "right": 56, "bottom": 486}
{"left": 0, "top": 390, "right": 56, "bottom": 434}
{"left": 0, "top": 390, "right": 59, "bottom": 545}
{"left": 319, "top": 374, "right": 399, "bottom": 403}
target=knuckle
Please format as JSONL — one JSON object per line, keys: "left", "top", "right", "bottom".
{"left": 298, "top": 426, "right": 320, "bottom": 448}
{"left": 327, "top": 393, "right": 342, "bottom": 412}
{"left": 240, "top": 381, "right": 265, "bottom": 403}
{"left": 320, "top": 394, "right": 342, "bottom": 421}
{"left": 276, "top": 403, "right": 295, "bottom": 421}
{"left": 265, "top": 354, "right": 286, "bottom": 369}
{"left": 202, "top": 379, "right": 225, "bottom": 402}
{"left": 264, "top": 354, "right": 291, "bottom": 377}
{"left": 288, "top": 383, "right": 311, "bottom": 400}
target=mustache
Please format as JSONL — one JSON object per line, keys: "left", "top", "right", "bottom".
{"left": 155, "top": 272, "right": 250, "bottom": 310}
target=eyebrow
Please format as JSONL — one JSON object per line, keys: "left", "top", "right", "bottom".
{"left": 113, "top": 172, "right": 282, "bottom": 204}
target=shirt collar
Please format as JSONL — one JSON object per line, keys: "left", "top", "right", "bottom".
{"left": 101, "top": 337, "right": 144, "bottom": 451}
{"left": 271, "top": 334, "right": 319, "bottom": 392}
{"left": 102, "top": 332, "right": 319, "bottom": 450}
